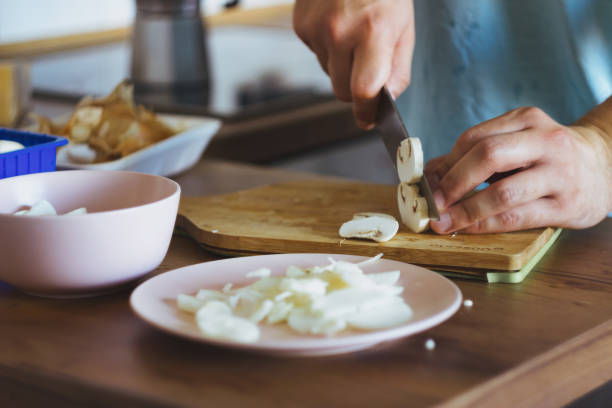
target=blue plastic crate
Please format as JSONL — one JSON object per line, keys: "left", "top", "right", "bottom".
{"left": 0, "top": 128, "right": 68, "bottom": 179}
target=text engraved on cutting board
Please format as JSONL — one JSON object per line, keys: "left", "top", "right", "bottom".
{"left": 427, "top": 244, "right": 505, "bottom": 252}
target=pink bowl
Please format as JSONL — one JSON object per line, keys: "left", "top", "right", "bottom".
{"left": 0, "top": 170, "right": 180, "bottom": 297}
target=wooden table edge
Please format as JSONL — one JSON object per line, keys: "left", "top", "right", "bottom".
{"left": 4, "top": 305, "right": 610, "bottom": 408}
{"left": 0, "top": 362, "right": 173, "bottom": 408}
{"left": 439, "top": 318, "right": 612, "bottom": 408}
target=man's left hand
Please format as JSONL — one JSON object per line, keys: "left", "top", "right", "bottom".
{"left": 425, "top": 106, "right": 612, "bottom": 234}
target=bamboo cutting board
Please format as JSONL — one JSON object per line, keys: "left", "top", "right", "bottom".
{"left": 177, "top": 180, "right": 558, "bottom": 279}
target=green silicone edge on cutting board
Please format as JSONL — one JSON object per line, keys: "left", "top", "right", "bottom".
{"left": 435, "top": 228, "right": 563, "bottom": 283}
{"left": 486, "top": 228, "right": 562, "bottom": 283}
{"left": 435, "top": 271, "right": 484, "bottom": 281}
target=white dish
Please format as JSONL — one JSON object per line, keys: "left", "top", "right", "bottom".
{"left": 130, "top": 254, "right": 462, "bottom": 356}
{"left": 0, "top": 170, "right": 180, "bottom": 298}
{"left": 55, "top": 114, "right": 221, "bottom": 176}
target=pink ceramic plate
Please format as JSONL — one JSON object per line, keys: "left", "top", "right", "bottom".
{"left": 130, "top": 254, "right": 462, "bottom": 356}
{"left": 0, "top": 170, "right": 180, "bottom": 297}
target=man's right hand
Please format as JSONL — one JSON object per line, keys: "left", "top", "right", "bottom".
{"left": 293, "top": 0, "right": 415, "bottom": 129}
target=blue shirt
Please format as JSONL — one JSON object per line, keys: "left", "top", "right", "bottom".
{"left": 397, "top": 0, "right": 612, "bottom": 161}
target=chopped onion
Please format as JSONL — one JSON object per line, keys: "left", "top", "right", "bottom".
{"left": 177, "top": 255, "right": 414, "bottom": 343}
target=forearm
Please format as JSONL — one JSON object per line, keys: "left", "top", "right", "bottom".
{"left": 575, "top": 95, "right": 612, "bottom": 138}
{"left": 572, "top": 96, "right": 612, "bottom": 213}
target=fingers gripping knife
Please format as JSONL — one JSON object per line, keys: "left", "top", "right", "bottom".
{"left": 376, "top": 87, "right": 440, "bottom": 221}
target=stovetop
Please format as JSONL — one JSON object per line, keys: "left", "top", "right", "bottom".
{"left": 31, "top": 25, "right": 333, "bottom": 120}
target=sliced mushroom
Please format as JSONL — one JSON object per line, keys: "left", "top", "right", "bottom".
{"left": 396, "top": 137, "right": 424, "bottom": 183}
{"left": 397, "top": 183, "right": 430, "bottom": 233}
{"left": 352, "top": 212, "right": 397, "bottom": 221}
{"left": 339, "top": 214, "right": 399, "bottom": 243}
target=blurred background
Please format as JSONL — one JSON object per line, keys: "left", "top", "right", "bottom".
{"left": 0, "top": 0, "right": 290, "bottom": 44}
{"left": 0, "top": 0, "right": 396, "bottom": 184}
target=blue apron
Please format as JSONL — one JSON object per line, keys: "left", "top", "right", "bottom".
{"left": 397, "top": 0, "right": 612, "bottom": 161}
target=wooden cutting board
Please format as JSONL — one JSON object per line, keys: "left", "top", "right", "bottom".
{"left": 177, "top": 180, "right": 557, "bottom": 277}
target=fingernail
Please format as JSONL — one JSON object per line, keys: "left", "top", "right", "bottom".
{"left": 428, "top": 173, "right": 440, "bottom": 191}
{"left": 356, "top": 120, "right": 374, "bottom": 130}
{"left": 433, "top": 189, "right": 446, "bottom": 211}
{"left": 431, "top": 212, "right": 452, "bottom": 233}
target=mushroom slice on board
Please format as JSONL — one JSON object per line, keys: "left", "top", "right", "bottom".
{"left": 352, "top": 212, "right": 397, "bottom": 221}
{"left": 339, "top": 214, "right": 399, "bottom": 243}
{"left": 397, "top": 183, "right": 430, "bottom": 233}
{"left": 396, "top": 137, "right": 424, "bottom": 183}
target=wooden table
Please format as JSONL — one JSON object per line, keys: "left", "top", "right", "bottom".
{"left": 1, "top": 159, "right": 611, "bottom": 408}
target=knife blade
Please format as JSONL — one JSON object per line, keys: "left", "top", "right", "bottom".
{"left": 376, "top": 86, "right": 440, "bottom": 220}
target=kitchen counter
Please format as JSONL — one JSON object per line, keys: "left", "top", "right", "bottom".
{"left": 1, "top": 159, "right": 611, "bottom": 408}
{"left": 9, "top": 3, "right": 395, "bottom": 184}
{"left": 4, "top": 3, "right": 368, "bottom": 171}
{"left": 2, "top": 5, "right": 611, "bottom": 406}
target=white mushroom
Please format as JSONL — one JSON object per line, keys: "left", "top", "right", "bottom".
{"left": 396, "top": 137, "right": 424, "bottom": 183}
{"left": 339, "top": 214, "right": 399, "bottom": 243}
{"left": 352, "top": 212, "right": 397, "bottom": 221}
{"left": 397, "top": 183, "right": 430, "bottom": 233}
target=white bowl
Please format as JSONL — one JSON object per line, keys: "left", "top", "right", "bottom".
{"left": 0, "top": 170, "right": 180, "bottom": 297}
{"left": 55, "top": 114, "right": 221, "bottom": 176}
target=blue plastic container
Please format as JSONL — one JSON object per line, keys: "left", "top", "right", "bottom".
{"left": 0, "top": 128, "right": 68, "bottom": 179}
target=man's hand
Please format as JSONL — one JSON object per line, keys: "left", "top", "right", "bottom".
{"left": 425, "top": 106, "right": 612, "bottom": 234}
{"left": 293, "top": 0, "right": 414, "bottom": 129}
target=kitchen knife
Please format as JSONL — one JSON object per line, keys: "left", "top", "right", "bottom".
{"left": 376, "top": 86, "right": 440, "bottom": 220}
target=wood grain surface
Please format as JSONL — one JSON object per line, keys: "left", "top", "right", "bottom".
{"left": 177, "top": 179, "right": 555, "bottom": 273}
{"left": 440, "top": 319, "right": 612, "bottom": 408}
{"left": 1, "top": 160, "right": 612, "bottom": 408}
{"left": 7, "top": 5, "right": 610, "bottom": 405}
